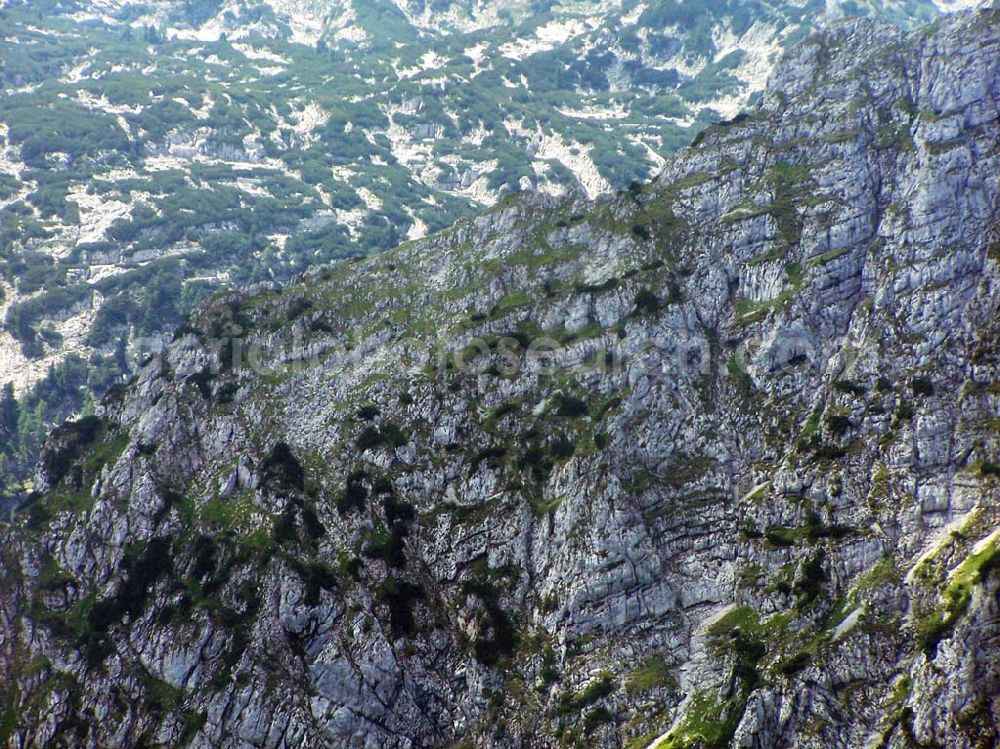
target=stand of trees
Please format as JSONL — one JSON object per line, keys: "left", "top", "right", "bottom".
{"left": 0, "top": 353, "right": 122, "bottom": 501}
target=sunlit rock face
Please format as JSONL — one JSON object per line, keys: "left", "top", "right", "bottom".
{"left": 1, "top": 6, "right": 999, "bottom": 749}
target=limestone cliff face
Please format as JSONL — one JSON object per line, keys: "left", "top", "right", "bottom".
{"left": 2, "top": 8, "right": 999, "bottom": 749}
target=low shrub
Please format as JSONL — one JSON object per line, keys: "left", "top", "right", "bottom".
{"left": 261, "top": 442, "right": 305, "bottom": 491}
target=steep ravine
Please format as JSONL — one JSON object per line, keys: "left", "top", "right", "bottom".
{"left": 2, "top": 8, "right": 999, "bottom": 749}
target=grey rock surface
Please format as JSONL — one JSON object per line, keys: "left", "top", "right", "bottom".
{"left": 1, "top": 8, "right": 999, "bottom": 749}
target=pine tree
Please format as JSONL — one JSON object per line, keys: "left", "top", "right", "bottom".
{"left": 80, "top": 390, "right": 97, "bottom": 418}
{"left": 0, "top": 383, "right": 18, "bottom": 446}
{"left": 18, "top": 400, "right": 46, "bottom": 457}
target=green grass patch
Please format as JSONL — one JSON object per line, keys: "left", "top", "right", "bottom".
{"left": 915, "top": 531, "right": 1000, "bottom": 654}
{"left": 650, "top": 690, "right": 743, "bottom": 749}
{"left": 556, "top": 671, "right": 617, "bottom": 716}
{"left": 529, "top": 494, "right": 562, "bottom": 517}
{"left": 726, "top": 355, "right": 754, "bottom": 395}
{"left": 625, "top": 655, "right": 676, "bottom": 696}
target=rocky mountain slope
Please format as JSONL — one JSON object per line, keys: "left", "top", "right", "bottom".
{"left": 3, "top": 0, "right": 988, "bottom": 504}
{"left": 2, "top": 6, "right": 1000, "bottom": 748}
{"left": 0, "top": 0, "right": 959, "bottom": 431}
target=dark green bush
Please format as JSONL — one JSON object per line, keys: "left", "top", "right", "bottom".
{"left": 88, "top": 537, "right": 173, "bottom": 635}
{"left": 911, "top": 377, "right": 934, "bottom": 396}
{"left": 336, "top": 470, "right": 368, "bottom": 515}
{"left": 372, "top": 476, "right": 394, "bottom": 495}
{"left": 363, "top": 523, "right": 409, "bottom": 568}
{"left": 190, "top": 536, "right": 218, "bottom": 581}
{"left": 794, "top": 553, "right": 826, "bottom": 606}
{"left": 557, "top": 673, "right": 616, "bottom": 715}
{"left": 186, "top": 368, "right": 214, "bottom": 399}
{"left": 272, "top": 506, "right": 298, "bottom": 544}
{"left": 462, "top": 577, "right": 519, "bottom": 666}
{"left": 473, "top": 445, "right": 508, "bottom": 471}
{"left": 377, "top": 578, "right": 424, "bottom": 638}
{"left": 285, "top": 297, "right": 312, "bottom": 322}
{"left": 290, "top": 559, "right": 338, "bottom": 607}
{"left": 765, "top": 527, "right": 797, "bottom": 547}
{"left": 261, "top": 442, "right": 305, "bottom": 491}
{"left": 778, "top": 651, "right": 810, "bottom": 676}
{"left": 832, "top": 379, "right": 866, "bottom": 396}
{"left": 980, "top": 461, "right": 1000, "bottom": 477}
{"left": 356, "top": 423, "right": 408, "bottom": 451}
{"left": 492, "top": 401, "right": 518, "bottom": 419}
{"left": 355, "top": 426, "right": 382, "bottom": 450}
{"left": 554, "top": 393, "right": 588, "bottom": 418}
{"left": 384, "top": 495, "right": 415, "bottom": 525}
{"left": 824, "top": 413, "right": 851, "bottom": 436}
{"left": 813, "top": 444, "right": 847, "bottom": 460}
{"left": 41, "top": 415, "right": 104, "bottom": 487}
{"left": 631, "top": 288, "right": 661, "bottom": 316}
{"left": 549, "top": 437, "right": 575, "bottom": 459}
